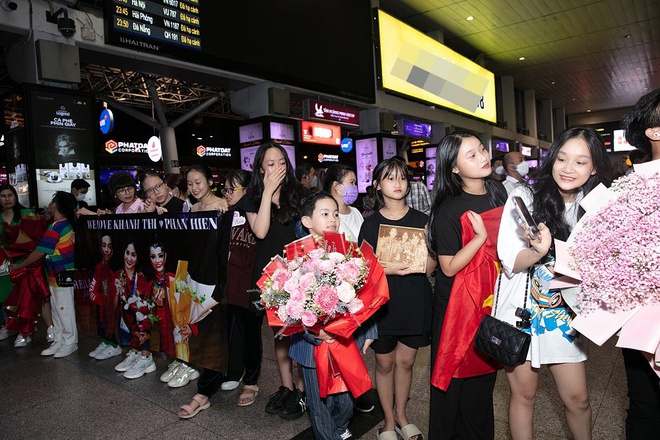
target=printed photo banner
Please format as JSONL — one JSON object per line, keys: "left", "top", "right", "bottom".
{"left": 74, "top": 212, "right": 229, "bottom": 372}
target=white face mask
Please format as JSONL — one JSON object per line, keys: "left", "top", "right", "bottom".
{"left": 516, "top": 161, "right": 530, "bottom": 177}
{"left": 75, "top": 193, "right": 86, "bottom": 202}
{"left": 494, "top": 166, "right": 505, "bottom": 175}
{"left": 310, "top": 176, "right": 318, "bottom": 188}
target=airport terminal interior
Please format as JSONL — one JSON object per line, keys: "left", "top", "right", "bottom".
{"left": 0, "top": 1, "right": 658, "bottom": 439}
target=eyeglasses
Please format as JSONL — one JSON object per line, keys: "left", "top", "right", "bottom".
{"left": 221, "top": 186, "right": 245, "bottom": 196}
{"left": 115, "top": 187, "right": 134, "bottom": 195}
{"left": 144, "top": 182, "right": 165, "bottom": 196}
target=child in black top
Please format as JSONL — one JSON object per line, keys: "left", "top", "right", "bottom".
{"left": 359, "top": 157, "right": 436, "bottom": 440}
{"left": 426, "top": 132, "right": 507, "bottom": 440}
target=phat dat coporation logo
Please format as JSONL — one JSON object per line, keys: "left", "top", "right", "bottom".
{"left": 196, "top": 145, "right": 206, "bottom": 157}
{"left": 105, "top": 139, "right": 118, "bottom": 154}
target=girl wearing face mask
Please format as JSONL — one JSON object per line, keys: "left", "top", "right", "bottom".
{"left": 323, "top": 164, "right": 362, "bottom": 243}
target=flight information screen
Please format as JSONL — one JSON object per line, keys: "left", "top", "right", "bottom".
{"left": 105, "top": 0, "right": 376, "bottom": 103}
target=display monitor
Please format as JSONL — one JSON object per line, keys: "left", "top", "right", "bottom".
{"left": 520, "top": 145, "right": 533, "bottom": 157}
{"left": 301, "top": 121, "right": 341, "bottom": 146}
{"left": 613, "top": 129, "right": 635, "bottom": 152}
{"left": 494, "top": 140, "right": 509, "bottom": 152}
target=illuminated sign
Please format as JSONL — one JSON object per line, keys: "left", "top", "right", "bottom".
{"left": 147, "top": 135, "right": 162, "bottom": 162}
{"left": 239, "top": 122, "right": 263, "bottom": 144}
{"left": 105, "top": 139, "right": 148, "bottom": 154}
{"left": 613, "top": 129, "right": 635, "bottom": 152}
{"left": 317, "top": 153, "right": 339, "bottom": 163}
{"left": 402, "top": 120, "right": 432, "bottom": 139}
{"left": 269, "top": 121, "right": 295, "bottom": 141}
{"left": 196, "top": 145, "right": 232, "bottom": 157}
{"left": 520, "top": 145, "right": 533, "bottom": 157}
{"left": 307, "top": 100, "right": 360, "bottom": 127}
{"left": 301, "top": 121, "right": 342, "bottom": 146}
{"left": 99, "top": 109, "right": 114, "bottom": 135}
{"left": 377, "top": 10, "right": 497, "bottom": 123}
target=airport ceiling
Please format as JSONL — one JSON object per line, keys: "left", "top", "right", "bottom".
{"left": 2, "top": 0, "right": 659, "bottom": 119}
{"left": 380, "top": 0, "right": 660, "bottom": 115}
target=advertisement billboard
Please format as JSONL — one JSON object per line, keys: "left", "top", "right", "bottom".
{"left": 355, "top": 138, "right": 378, "bottom": 193}
{"left": 29, "top": 89, "right": 97, "bottom": 208}
{"left": 377, "top": 10, "right": 497, "bottom": 123}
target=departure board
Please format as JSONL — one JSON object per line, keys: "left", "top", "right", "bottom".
{"left": 110, "top": 0, "right": 201, "bottom": 51}
{"left": 104, "top": 0, "right": 377, "bottom": 104}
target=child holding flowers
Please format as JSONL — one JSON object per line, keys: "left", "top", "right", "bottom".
{"left": 494, "top": 127, "right": 612, "bottom": 440}
{"left": 288, "top": 191, "right": 376, "bottom": 440}
{"left": 359, "top": 157, "right": 436, "bottom": 440}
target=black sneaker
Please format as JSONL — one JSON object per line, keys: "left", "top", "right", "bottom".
{"left": 265, "top": 386, "right": 292, "bottom": 414}
{"left": 354, "top": 395, "right": 375, "bottom": 413}
{"left": 279, "top": 388, "right": 307, "bottom": 420}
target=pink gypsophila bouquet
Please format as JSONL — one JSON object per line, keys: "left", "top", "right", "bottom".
{"left": 570, "top": 172, "right": 660, "bottom": 312}
{"left": 259, "top": 235, "right": 369, "bottom": 334}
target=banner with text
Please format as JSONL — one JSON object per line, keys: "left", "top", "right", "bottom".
{"left": 74, "top": 212, "right": 228, "bottom": 372}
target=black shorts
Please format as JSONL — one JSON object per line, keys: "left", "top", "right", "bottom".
{"left": 370, "top": 332, "right": 431, "bottom": 354}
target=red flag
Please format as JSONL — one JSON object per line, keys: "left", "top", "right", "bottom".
{"left": 431, "top": 206, "right": 504, "bottom": 391}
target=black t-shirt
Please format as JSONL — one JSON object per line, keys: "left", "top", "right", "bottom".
{"left": 359, "top": 208, "right": 432, "bottom": 336}
{"left": 235, "top": 196, "right": 298, "bottom": 288}
{"left": 432, "top": 191, "right": 502, "bottom": 312}
{"left": 161, "top": 196, "right": 185, "bottom": 212}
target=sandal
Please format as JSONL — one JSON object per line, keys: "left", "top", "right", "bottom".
{"left": 179, "top": 394, "right": 210, "bottom": 419}
{"left": 238, "top": 385, "right": 259, "bottom": 407}
{"left": 376, "top": 428, "right": 398, "bottom": 440}
{"left": 395, "top": 423, "right": 424, "bottom": 440}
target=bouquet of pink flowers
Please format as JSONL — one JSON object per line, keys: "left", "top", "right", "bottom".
{"left": 258, "top": 232, "right": 389, "bottom": 397}
{"left": 259, "top": 234, "right": 370, "bottom": 334}
{"left": 571, "top": 171, "right": 660, "bottom": 312}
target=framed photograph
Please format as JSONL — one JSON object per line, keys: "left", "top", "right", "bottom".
{"left": 376, "top": 225, "right": 428, "bottom": 273}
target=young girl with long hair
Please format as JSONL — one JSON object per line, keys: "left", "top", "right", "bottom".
{"left": 186, "top": 165, "right": 228, "bottom": 213}
{"left": 235, "top": 142, "right": 305, "bottom": 419}
{"left": 359, "top": 157, "right": 436, "bottom": 440}
{"left": 323, "top": 163, "right": 362, "bottom": 242}
{"left": 426, "top": 132, "right": 507, "bottom": 440}
{"left": 495, "top": 126, "right": 612, "bottom": 440}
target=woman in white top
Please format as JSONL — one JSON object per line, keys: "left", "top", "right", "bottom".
{"left": 323, "top": 164, "right": 362, "bottom": 243}
{"left": 495, "top": 127, "right": 612, "bottom": 440}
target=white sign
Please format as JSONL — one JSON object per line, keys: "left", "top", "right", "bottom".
{"left": 147, "top": 136, "right": 162, "bottom": 162}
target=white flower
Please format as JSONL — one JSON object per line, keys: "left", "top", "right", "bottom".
{"left": 336, "top": 281, "right": 356, "bottom": 303}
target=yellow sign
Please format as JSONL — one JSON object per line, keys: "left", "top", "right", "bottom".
{"left": 378, "top": 10, "right": 497, "bottom": 123}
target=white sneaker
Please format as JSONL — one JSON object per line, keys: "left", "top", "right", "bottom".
{"left": 0, "top": 326, "right": 9, "bottom": 341}
{"left": 14, "top": 334, "right": 31, "bottom": 348}
{"left": 89, "top": 342, "right": 107, "bottom": 358}
{"left": 124, "top": 354, "right": 157, "bottom": 379}
{"left": 115, "top": 351, "right": 139, "bottom": 372}
{"left": 160, "top": 360, "right": 182, "bottom": 383}
{"left": 221, "top": 380, "right": 240, "bottom": 391}
{"left": 54, "top": 343, "right": 78, "bottom": 358}
{"left": 46, "top": 325, "right": 54, "bottom": 343}
{"left": 94, "top": 344, "right": 122, "bottom": 360}
{"left": 41, "top": 341, "right": 63, "bottom": 356}
{"left": 168, "top": 365, "right": 200, "bottom": 388}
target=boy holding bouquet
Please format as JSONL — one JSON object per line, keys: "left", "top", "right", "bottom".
{"left": 289, "top": 192, "right": 377, "bottom": 440}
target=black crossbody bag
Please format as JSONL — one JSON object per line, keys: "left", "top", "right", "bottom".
{"left": 474, "top": 269, "right": 531, "bottom": 368}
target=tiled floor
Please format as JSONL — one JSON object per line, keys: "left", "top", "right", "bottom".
{"left": 0, "top": 322, "right": 628, "bottom": 439}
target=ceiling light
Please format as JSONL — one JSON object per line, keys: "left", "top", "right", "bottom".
{"left": 624, "top": 34, "right": 631, "bottom": 38}
{"left": 587, "top": 109, "right": 591, "bottom": 113}
{"left": 551, "top": 81, "right": 555, "bottom": 85}
{"left": 595, "top": 128, "right": 605, "bottom": 131}
{"left": 466, "top": 16, "right": 474, "bottom": 21}
{"left": 518, "top": 56, "right": 525, "bottom": 61}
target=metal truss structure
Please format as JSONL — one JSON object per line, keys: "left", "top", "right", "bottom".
{"left": 79, "top": 64, "right": 243, "bottom": 120}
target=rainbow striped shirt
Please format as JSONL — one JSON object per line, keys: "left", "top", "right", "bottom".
{"left": 36, "top": 219, "right": 74, "bottom": 287}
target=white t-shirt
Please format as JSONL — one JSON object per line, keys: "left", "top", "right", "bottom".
{"left": 339, "top": 206, "right": 364, "bottom": 243}
{"left": 494, "top": 186, "right": 588, "bottom": 367}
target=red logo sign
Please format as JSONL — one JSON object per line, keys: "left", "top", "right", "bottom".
{"left": 196, "top": 145, "right": 206, "bottom": 157}
{"left": 105, "top": 139, "right": 118, "bottom": 154}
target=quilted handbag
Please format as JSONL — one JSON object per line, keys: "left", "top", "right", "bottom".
{"left": 474, "top": 314, "right": 531, "bottom": 367}
{"left": 474, "top": 270, "right": 531, "bottom": 367}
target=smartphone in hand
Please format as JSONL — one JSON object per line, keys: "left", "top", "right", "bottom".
{"left": 512, "top": 196, "right": 540, "bottom": 240}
